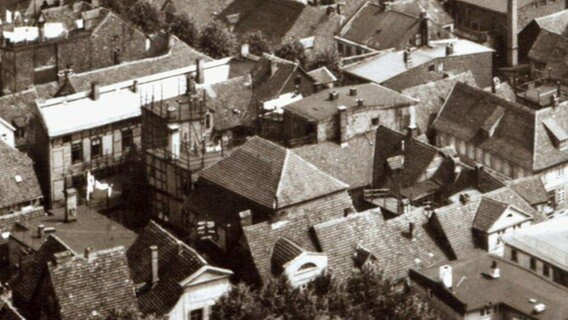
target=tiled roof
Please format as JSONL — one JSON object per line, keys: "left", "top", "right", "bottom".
{"left": 343, "top": 39, "right": 493, "bottom": 85}
{"left": 433, "top": 82, "right": 568, "bottom": 172}
{"left": 199, "top": 136, "right": 349, "bottom": 209}
{"left": 402, "top": 72, "right": 478, "bottom": 133}
{"left": 472, "top": 197, "right": 510, "bottom": 232}
{"left": 414, "top": 253, "right": 568, "bottom": 319}
{"left": 314, "top": 208, "right": 447, "bottom": 279}
{"left": 431, "top": 199, "right": 480, "bottom": 260}
{"left": 294, "top": 132, "right": 376, "bottom": 189}
{"left": 66, "top": 36, "right": 212, "bottom": 92}
{"left": 339, "top": 2, "right": 452, "bottom": 51}
{"left": 220, "top": 0, "right": 342, "bottom": 53}
{"left": 127, "top": 221, "right": 222, "bottom": 315}
{"left": 251, "top": 54, "right": 309, "bottom": 103}
{"left": 242, "top": 210, "right": 339, "bottom": 284}
{"left": 13, "top": 235, "right": 71, "bottom": 303}
{"left": 455, "top": 0, "right": 535, "bottom": 14}
{"left": 506, "top": 175, "right": 549, "bottom": 205}
{"left": 0, "top": 140, "right": 42, "bottom": 209}
{"left": 10, "top": 205, "right": 137, "bottom": 253}
{"left": 271, "top": 237, "right": 305, "bottom": 270}
{"left": 205, "top": 74, "right": 255, "bottom": 131}
{"left": 535, "top": 10, "right": 568, "bottom": 34}
{"left": 390, "top": 0, "right": 454, "bottom": 26}
{"left": 529, "top": 29, "right": 563, "bottom": 63}
{"left": 284, "top": 83, "right": 416, "bottom": 122}
{"left": 48, "top": 247, "right": 138, "bottom": 320}
{"left": 306, "top": 67, "right": 337, "bottom": 85}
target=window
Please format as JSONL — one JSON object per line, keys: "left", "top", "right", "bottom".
{"left": 511, "top": 249, "right": 518, "bottom": 262}
{"left": 558, "top": 167, "right": 565, "bottom": 177}
{"left": 414, "top": 33, "right": 422, "bottom": 46}
{"left": 122, "top": 129, "right": 133, "bottom": 151}
{"left": 62, "top": 134, "right": 72, "bottom": 144}
{"left": 71, "top": 142, "right": 82, "bottom": 163}
{"left": 189, "top": 309, "right": 203, "bottom": 320}
{"left": 437, "top": 62, "right": 444, "bottom": 72}
{"left": 558, "top": 188, "right": 566, "bottom": 205}
{"left": 543, "top": 263, "right": 550, "bottom": 277}
{"left": 530, "top": 258, "right": 537, "bottom": 271}
{"left": 91, "top": 137, "right": 102, "bottom": 158}
{"left": 205, "top": 113, "right": 212, "bottom": 130}
{"left": 428, "top": 64, "right": 435, "bottom": 72}
{"left": 371, "top": 117, "right": 379, "bottom": 126}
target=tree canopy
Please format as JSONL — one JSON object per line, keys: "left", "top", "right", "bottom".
{"left": 211, "top": 267, "right": 441, "bottom": 320}
{"left": 199, "top": 21, "right": 238, "bottom": 59}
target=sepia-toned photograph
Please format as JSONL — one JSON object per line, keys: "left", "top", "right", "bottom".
{"left": 0, "top": 0, "right": 566, "bottom": 319}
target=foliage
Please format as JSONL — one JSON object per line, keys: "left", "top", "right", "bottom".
{"left": 168, "top": 14, "right": 199, "bottom": 47}
{"left": 86, "top": 307, "right": 167, "bottom": 320}
{"left": 308, "top": 48, "right": 343, "bottom": 81}
{"left": 242, "top": 31, "right": 272, "bottom": 56}
{"left": 126, "top": 1, "right": 165, "bottom": 34}
{"left": 275, "top": 40, "right": 307, "bottom": 67}
{"left": 211, "top": 266, "right": 441, "bottom": 320}
{"left": 199, "top": 21, "right": 238, "bottom": 58}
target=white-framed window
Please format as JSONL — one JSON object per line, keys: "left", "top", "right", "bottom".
{"left": 558, "top": 166, "right": 565, "bottom": 178}
{"left": 557, "top": 188, "right": 566, "bottom": 204}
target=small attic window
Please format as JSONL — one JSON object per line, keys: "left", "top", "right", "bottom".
{"left": 15, "top": 175, "right": 23, "bottom": 183}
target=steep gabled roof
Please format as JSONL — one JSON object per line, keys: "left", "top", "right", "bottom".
{"left": 472, "top": 197, "right": 511, "bottom": 232}
{"left": 433, "top": 82, "right": 568, "bottom": 172}
{"left": 199, "top": 136, "right": 349, "bottom": 209}
{"left": 314, "top": 208, "right": 447, "bottom": 279}
{"left": 47, "top": 247, "right": 138, "bottom": 320}
{"left": 127, "top": 221, "right": 231, "bottom": 315}
{"left": 506, "top": 175, "right": 549, "bottom": 205}
{"left": 0, "top": 140, "right": 42, "bottom": 209}
{"left": 271, "top": 237, "right": 306, "bottom": 270}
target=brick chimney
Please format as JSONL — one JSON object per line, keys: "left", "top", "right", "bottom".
{"left": 403, "top": 48, "right": 412, "bottom": 67}
{"left": 150, "top": 245, "right": 159, "bottom": 285}
{"left": 407, "top": 106, "right": 417, "bottom": 139}
{"left": 507, "top": 0, "right": 519, "bottom": 67}
{"left": 84, "top": 247, "right": 95, "bottom": 261}
{"left": 91, "top": 82, "right": 101, "bottom": 100}
{"left": 239, "top": 210, "right": 252, "bottom": 227}
{"left": 408, "top": 222, "right": 415, "bottom": 240}
{"left": 195, "top": 59, "right": 205, "bottom": 84}
{"left": 37, "top": 224, "right": 45, "bottom": 238}
{"left": 445, "top": 43, "right": 454, "bottom": 56}
{"left": 420, "top": 10, "right": 430, "bottom": 46}
{"left": 64, "top": 188, "right": 78, "bottom": 222}
{"left": 337, "top": 105, "right": 348, "bottom": 147}
{"left": 132, "top": 80, "right": 139, "bottom": 94}
{"left": 489, "top": 260, "right": 500, "bottom": 279}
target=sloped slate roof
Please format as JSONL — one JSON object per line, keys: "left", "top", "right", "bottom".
{"left": 13, "top": 235, "right": 71, "bottom": 303}
{"left": 433, "top": 82, "right": 568, "bottom": 172}
{"left": 402, "top": 72, "right": 478, "bottom": 133}
{"left": 48, "top": 247, "right": 138, "bottom": 320}
{"left": 314, "top": 208, "right": 447, "bottom": 279}
{"left": 199, "top": 136, "right": 349, "bottom": 209}
{"left": 0, "top": 140, "right": 42, "bottom": 209}
{"left": 506, "top": 175, "right": 549, "bottom": 205}
{"left": 271, "top": 237, "right": 305, "bottom": 270}
{"left": 205, "top": 74, "right": 255, "bottom": 131}
{"left": 472, "top": 197, "right": 510, "bottom": 232}
{"left": 242, "top": 210, "right": 336, "bottom": 284}
{"left": 294, "top": 132, "right": 376, "bottom": 189}
{"left": 127, "top": 221, "right": 214, "bottom": 315}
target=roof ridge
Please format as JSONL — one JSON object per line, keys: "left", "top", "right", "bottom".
{"left": 275, "top": 149, "right": 291, "bottom": 209}
{"left": 146, "top": 221, "right": 207, "bottom": 265}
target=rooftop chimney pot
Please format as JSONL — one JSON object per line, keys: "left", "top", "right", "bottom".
{"left": 150, "top": 245, "right": 159, "bottom": 285}
{"left": 349, "top": 88, "right": 357, "bottom": 96}
{"left": 439, "top": 265, "right": 452, "bottom": 289}
{"left": 37, "top": 224, "right": 45, "bottom": 238}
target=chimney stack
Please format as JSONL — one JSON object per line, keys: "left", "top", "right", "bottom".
{"left": 329, "top": 91, "right": 339, "bottom": 101}
{"left": 270, "top": 59, "right": 278, "bottom": 76}
{"left": 84, "top": 247, "right": 94, "bottom": 261}
{"left": 408, "top": 222, "right": 415, "bottom": 240}
{"left": 439, "top": 265, "right": 452, "bottom": 289}
{"left": 357, "top": 98, "right": 364, "bottom": 107}
{"left": 337, "top": 105, "right": 348, "bottom": 147}
{"left": 445, "top": 43, "right": 454, "bottom": 56}
{"left": 403, "top": 48, "right": 412, "bottom": 67}
{"left": 132, "top": 80, "right": 139, "bottom": 94}
{"left": 240, "top": 43, "right": 249, "bottom": 57}
{"left": 507, "top": 0, "right": 519, "bottom": 67}
{"left": 54, "top": 251, "right": 74, "bottom": 265}
{"left": 336, "top": 4, "right": 343, "bottom": 15}
{"left": 37, "top": 224, "right": 45, "bottom": 238}
{"left": 150, "top": 245, "right": 159, "bottom": 285}
{"left": 64, "top": 188, "right": 78, "bottom": 222}
{"left": 187, "top": 75, "right": 197, "bottom": 95}
{"left": 38, "top": 14, "right": 45, "bottom": 41}
{"left": 407, "top": 106, "right": 417, "bottom": 139}
{"left": 349, "top": 87, "right": 357, "bottom": 96}
{"left": 489, "top": 261, "right": 501, "bottom": 279}
{"left": 420, "top": 10, "right": 430, "bottom": 46}
{"left": 239, "top": 210, "right": 252, "bottom": 227}
{"left": 195, "top": 59, "right": 205, "bottom": 84}
{"left": 91, "top": 82, "right": 101, "bottom": 100}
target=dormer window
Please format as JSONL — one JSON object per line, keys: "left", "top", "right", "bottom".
{"left": 543, "top": 118, "right": 568, "bottom": 150}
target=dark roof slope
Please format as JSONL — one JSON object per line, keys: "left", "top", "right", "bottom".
{"left": 271, "top": 237, "right": 306, "bottom": 270}
{"left": 314, "top": 208, "right": 447, "bottom": 279}
{"left": 48, "top": 247, "right": 138, "bottom": 320}
{"left": 506, "top": 175, "right": 549, "bottom": 205}
{"left": 433, "top": 82, "right": 568, "bottom": 172}
{"left": 402, "top": 72, "right": 477, "bottom": 132}
{"left": 472, "top": 197, "right": 510, "bottom": 232}
{"left": 294, "top": 132, "right": 376, "bottom": 189}
{"left": 205, "top": 75, "right": 255, "bottom": 131}
{"left": 199, "top": 136, "right": 349, "bottom": 209}
{"left": 284, "top": 83, "right": 416, "bottom": 122}
{"left": 242, "top": 210, "right": 338, "bottom": 284}
{"left": 127, "top": 221, "right": 219, "bottom": 315}
{"left": 0, "top": 141, "right": 42, "bottom": 209}
{"left": 0, "top": 302, "right": 25, "bottom": 320}
{"left": 220, "top": 0, "right": 342, "bottom": 53}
